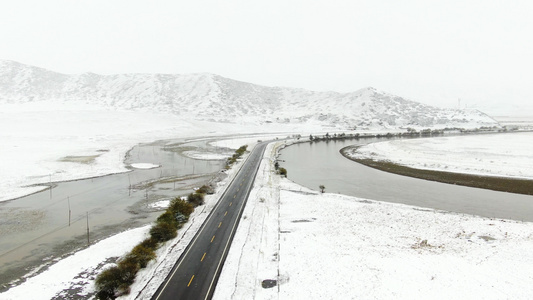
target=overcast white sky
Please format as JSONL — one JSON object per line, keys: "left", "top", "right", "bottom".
{"left": 1, "top": 0, "right": 532, "bottom": 114}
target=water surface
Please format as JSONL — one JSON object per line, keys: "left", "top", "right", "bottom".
{"left": 279, "top": 138, "right": 533, "bottom": 221}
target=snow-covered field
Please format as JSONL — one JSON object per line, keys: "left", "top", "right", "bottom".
{"left": 275, "top": 186, "right": 533, "bottom": 299}
{"left": 0, "top": 102, "right": 196, "bottom": 201}
{"left": 346, "top": 132, "right": 533, "bottom": 179}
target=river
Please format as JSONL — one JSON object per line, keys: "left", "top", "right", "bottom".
{"left": 278, "top": 137, "right": 533, "bottom": 221}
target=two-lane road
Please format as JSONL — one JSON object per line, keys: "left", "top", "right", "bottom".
{"left": 152, "top": 142, "right": 269, "bottom": 300}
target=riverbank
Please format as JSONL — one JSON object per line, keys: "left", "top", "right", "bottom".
{"left": 342, "top": 152, "right": 533, "bottom": 196}
{"left": 342, "top": 132, "right": 533, "bottom": 196}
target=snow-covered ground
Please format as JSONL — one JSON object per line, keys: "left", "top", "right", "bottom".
{"left": 213, "top": 142, "right": 533, "bottom": 300}
{"left": 345, "top": 132, "right": 533, "bottom": 179}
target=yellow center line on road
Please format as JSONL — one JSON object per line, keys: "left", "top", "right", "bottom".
{"left": 234, "top": 195, "right": 236, "bottom": 198}
{"left": 218, "top": 222, "right": 222, "bottom": 228}
{"left": 201, "top": 253, "right": 206, "bottom": 262}
{"left": 188, "top": 275, "right": 195, "bottom": 287}
{"left": 211, "top": 235, "right": 215, "bottom": 243}
{"left": 230, "top": 202, "right": 232, "bottom": 206}
{"left": 224, "top": 211, "right": 228, "bottom": 216}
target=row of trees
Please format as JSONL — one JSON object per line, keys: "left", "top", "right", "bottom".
{"left": 95, "top": 187, "right": 208, "bottom": 299}
{"left": 226, "top": 145, "right": 248, "bottom": 168}
{"left": 309, "top": 132, "right": 355, "bottom": 141}
{"left": 307, "top": 126, "right": 503, "bottom": 143}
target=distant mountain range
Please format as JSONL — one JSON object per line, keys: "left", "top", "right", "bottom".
{"left": 0, "top": 60, "right": 499, "bottom": 129}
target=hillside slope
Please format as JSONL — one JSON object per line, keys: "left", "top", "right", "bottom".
{"left": 0, "top": 60, "right": 499, "bottom": 129}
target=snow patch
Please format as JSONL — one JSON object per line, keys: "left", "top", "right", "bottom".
{"left": 149, "top": 199, "right": 171, "bottom": 209}
{"left": 181, "top": 151, "right": 229, "bottom": 160}
{"left": 130, "top": 163, "right": 160, "bottom": 169}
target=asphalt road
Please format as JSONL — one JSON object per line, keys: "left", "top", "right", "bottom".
{"left": 151, "top": 141, "right": 269, "bottom": 300}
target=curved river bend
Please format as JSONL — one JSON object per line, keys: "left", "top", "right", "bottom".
{"left": 278, "top": 138, "right": 533, "bottom": 222}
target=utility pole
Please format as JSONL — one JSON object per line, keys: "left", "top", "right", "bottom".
{"left": 68, "top": 197, "right": 71, "bottom": 226}
{"left": 49, "top": 174, "right": 52, "bottom": 199}
{"left": 86, "top": 212, "right": 90, "bottom": 246}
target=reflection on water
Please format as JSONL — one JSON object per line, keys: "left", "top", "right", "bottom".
{"left": 279, "top": 138, "right": 533, "bottom": 221}
{"left": 0, "top": 138, "right": 227, "bottom": 290}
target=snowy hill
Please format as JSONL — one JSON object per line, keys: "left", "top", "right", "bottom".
{"left": 0, "top": 60, "right": 499, "bottom": 129}
{"left": 468, "top": 100, "right": 533, "bottom": 119}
